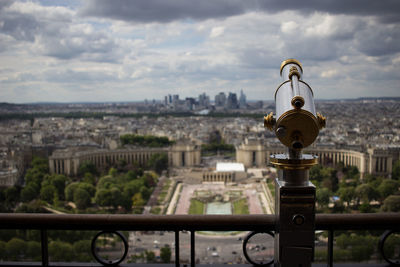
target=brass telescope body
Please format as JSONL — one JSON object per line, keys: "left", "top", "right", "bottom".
{"left": 265, "top": 59, "right": 326, "bottom": 267}
{"left": 265, "top": 59, "right": 325, "bottom": 153}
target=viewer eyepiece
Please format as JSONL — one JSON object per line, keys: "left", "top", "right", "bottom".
{"left": 264, "top": 59, "right": 325, "bottom": 152}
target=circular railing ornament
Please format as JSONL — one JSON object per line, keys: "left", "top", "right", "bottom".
{"left": 242, "top": 231, "right": 274, "bottom": 266}
{"left": 91, "top": 231, "right": 129, "bottom": 266}
{"left": 379, "top": 230, "right": 400, "bottom": 266}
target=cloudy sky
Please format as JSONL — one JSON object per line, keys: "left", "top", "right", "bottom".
{"left": 1, "top": 0, "right": 400, "bottom": 103}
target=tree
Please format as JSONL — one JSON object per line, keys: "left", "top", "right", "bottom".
{"left": 26, "top": 241, "right": 41, "bottom": 261}
{"left": 147, "top": 153, "right": 168, "bottom": 174}
{"left": 316, "top": 188, "right": 331, "bottom": 208}
{"left": 337, "top": 186, "right": 355, "bottom": 207}
{"left": 109, "top": 167, "right": 118, "bottom": 177}
{"left": 78, "top": 183, "right": 96, "bottom": 198}
{"left": 73, "top": 240, "right": 91, "bottom": 261}
{"left": 40, "top": 184, "right": 56, "bottom": 203}
{"left": 355, "top": 184, "right": 378, "bottom": 204}
{"left": 359, "top": 203, "right": 373, "bottom": 213}
{"left": 310, "top": 165, "right": 338, "bottom": 191}
{"left": 73, "top": 188, "right": 91, "bottom": 210}
{"left": 377, "top": 179, "right": 400, "bottom": 201}
{"left": 21, "top": 184, "right": 39, "bottom": 202}
{"left": 145, "top": 251, "right": 155, "bottom": 263}
{"left": 382, "top": 195, "right": 400, "bottom": 212}
{"left": 97, "top": 176, "right": 115, "bottom": 190}
{"left": 6, "top": 238, "right": 26, "bottom": 260}
{"left": 132, "top": 193, "right": 145, "bottom": 207}
{"left": 0, "top": 241, "right": 7, "bottom": 260}
{"left": 364, "top": 175, "right": 384, "bottom": 190}
{"left": 310, "top": 165, "right": 324, "bottom": 182}
{"left": 344, "top": 166, "right": 359, "bottom": 180}
{"left": 65, "top": 183, "right": 79, "bottom": 201}
{"left": 117, "top": 159, "right": 127, "bottom": 171}
{"left": 24, "top": 157, "right": 49, "bottom": 190}
{"left": 51, "top": 175, "right": 67, "bottom": 200}
{"left": 24, "top": 170, "right": 44, "bottom": 188}
{"left": 95, "top": 189, "right": 113, "bottom": 207}
{"left": 5, "top": 186, "right": 19, "bottom": 205}
{"left": 123, "top": 180, "right": 142, "bottom": 197}
{"left": 126, "top": 170, "right": 138, "bottom": 180}
{"left": 31, "top": 157, "right": 49, "bottom": 173}
{"left": 140, "top": 187, "right": 151, "bottom": 200}
{"left": 120, "top": 181, "right": 142, "bottom": 211}
{"left": 160, "top": 246, "right": 171, "bottom": 263}
{"left": 392, "top": 160, "right": 400, "bottom": 180}
{"left": 83, "top": 172, "right": 96, "bottom": 185}
{"left": 78, "top": 161, "right": 98, "bottom": 176}
{"left": 48, "top": 241, "right": 73, "bottom": 261}
{"left": 120, "top": 134, "right": 172, "bottom": 147}
{"left": 143, "top": 173, "right": 157, "bottom": 188}
{"left": 111, "top": 187, "right": 123, "bottom": 209}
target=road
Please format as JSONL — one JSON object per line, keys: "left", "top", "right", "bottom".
{"left": 128, "top": 231, "right": 274, "bottom": 264}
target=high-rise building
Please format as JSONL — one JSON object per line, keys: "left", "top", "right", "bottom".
{"left": 214, "top": 92, "right": 226, "bottom": 107}
{"left": 198, "top": 93, "right": 210, "bottom": 108}
{"left": 226, "top": 92, "right": 238, "bottom": 109}
{"left": 185, "top": 97, "right": 196, "bottom": 110}
{"left": 239, "top": 89, "right": 247, "bottom": 108}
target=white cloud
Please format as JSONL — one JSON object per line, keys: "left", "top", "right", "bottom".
{"left": 320, "top": 69, "right": 338, "bottom": 78}
{"left": 7, "top": 1, "right": 74, "bottom": 20}
{"left": 0, "top": 1, "right": 399, "bottom": 102}
{"left": 210, "top": 26, "right": 224, "bottom": 38}
{"left": 281, "top": 21, "right": 298, "bottom": 34}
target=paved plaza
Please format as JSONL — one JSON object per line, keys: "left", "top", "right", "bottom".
{"left": 171, "top": 183, "right": 270, "bottom": 215}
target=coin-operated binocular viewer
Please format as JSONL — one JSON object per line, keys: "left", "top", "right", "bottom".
{"left": 264, "top": 59, "right": 326, "bottom": 267}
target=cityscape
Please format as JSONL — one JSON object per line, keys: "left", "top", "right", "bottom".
{"left": 1, "top": 0, "right": 400, "bottom": 265}
{"left": 0, "top": 94, "right": 399, "bottom": 264}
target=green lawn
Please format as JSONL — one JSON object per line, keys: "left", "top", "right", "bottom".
{"left": 150, "top": 206, "right": 161, "bottom": 214}
{"left": 157, "top": 191, "right": 167, "bottom": 204}
{"left": 267, "top": 181, "right": 275, "bottom": 197}
{"left": 188, "top": 199, "right": 205, "bottom": 214}
{"left": 233, "top": 198, "right": 249, "bottom": 214}
{"left": 162, "top": 180, "right": 171, "bottom": 191}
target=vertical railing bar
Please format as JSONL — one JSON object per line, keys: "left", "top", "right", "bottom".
{"left": 327, "top": 229, "right": 334, "bottom": 267}
{"left": 41, "top": 229, "right": 49, "bottom": 267}
{"left": 175, "top": 230, "right": 180, "bottom": 267}
{"left": 190, "top": 230, "right": 195, "bottom": 267}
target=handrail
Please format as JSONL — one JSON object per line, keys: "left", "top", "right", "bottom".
{"left": 0, "top": 214, "right": 275, "bottom": 231}
{"left": 0, "top": 213, "right": 399, "bottom": 231}
{"left": 0, "top": 213, "right": 399, "bottom": 267}
{"left": 316, "top": 213, "right": 400, "bottom": 230}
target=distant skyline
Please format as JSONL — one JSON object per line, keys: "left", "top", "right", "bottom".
{"left": 1, "top": 0, "right": 400, "bottom": 103}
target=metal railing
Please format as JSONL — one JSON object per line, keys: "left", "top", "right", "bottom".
{"left": 0, "top": 213, "right": 399, "bottom": 266}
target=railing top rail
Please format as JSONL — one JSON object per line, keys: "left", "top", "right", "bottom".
{"left": 316, "top": 213, "right": 400, "bottom": 230}
{"left": 0, "top": 214, "right": 275, "bottom": 231}
{"left": 0, "top": 213, "right": 399, "bottom": 231}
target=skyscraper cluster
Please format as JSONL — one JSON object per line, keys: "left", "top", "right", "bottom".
{"left": 164, "top": 91, "right": 247, "bottom": 111}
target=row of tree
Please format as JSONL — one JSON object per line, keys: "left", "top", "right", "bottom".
{"left": 0, "top": 238, "right": 92, "bottom": 262}
{"left": 0, "top": 151, "right": 169, "bottom": 213}
{"left": 120, "top": 134, "right": 173, "bottom": 147}
{"left": 312, "top": 162, "right": 400, "bottom": 213}
{"left": 0, "top": 227, "right": 95, "bottom": 262}
{"left": 0, "top": 152, "right": 168, "bottom": 262}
